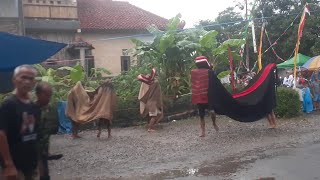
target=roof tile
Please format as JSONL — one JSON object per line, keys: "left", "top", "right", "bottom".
{"left": 78, "top": 0, "right": 169, "bottom": 30}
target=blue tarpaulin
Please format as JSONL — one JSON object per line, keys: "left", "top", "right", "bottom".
{"left": 57, "top": 101, "right": 72, "bottom": 134}
{"left": 0, "top": 32, "right": 66, "bottom": 93}
{"left": 0, "top": 32, "right": 66, "bottom": 70}
{"left": 0, "top": 71, "right": 13, "bottom": 93}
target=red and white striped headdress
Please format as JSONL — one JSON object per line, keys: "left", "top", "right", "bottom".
{"left": 137, "top": 68, "right": 157, "bottom": 85}
{"left": 195, "top": 56, "right": 212, "bottom": 69}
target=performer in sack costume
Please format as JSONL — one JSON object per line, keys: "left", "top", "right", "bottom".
{"left": 137, "top": 66, "right": 164, "bottom": 132}
{"left": 191, "top": 56, "right": 219, "bottom": 137}
{"left": 66, "top": 80, "right": 117, "bottom": 138}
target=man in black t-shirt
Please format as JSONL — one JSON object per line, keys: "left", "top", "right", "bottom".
{"left": 0, "top": 65, "right": 39, "bottom": 180}
{"left": 35, "top": 82, "right": 62, "bottom": 180}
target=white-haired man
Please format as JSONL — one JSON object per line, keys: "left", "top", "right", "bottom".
{"left": 283, "top": 71, "right": 293, "bottom": 87}
{"left": 0, "top": 65, "right": 40, "bottom": 180}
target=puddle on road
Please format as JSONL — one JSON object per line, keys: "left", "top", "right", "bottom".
{"left": 144, "top": 165, "right": 275, "bottom": 180}
{"left": 141, "top": 148, "right": 276, "bottom": 179}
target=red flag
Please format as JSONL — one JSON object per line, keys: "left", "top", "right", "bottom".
{"left": 299, "top": 14, "right": 306, "bottom": 38}
{"left": 298, "top": 4, "right": 310, "bottom": 38}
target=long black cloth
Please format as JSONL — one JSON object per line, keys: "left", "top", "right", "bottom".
{"left": 208, "top": 64, "right": 277, "bottom": 122}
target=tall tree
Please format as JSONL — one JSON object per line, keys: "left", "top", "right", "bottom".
{"left": 252, "top": 0, "right": 320, "bottom": 65}
{"left": 198, "top": 0, "right": 320, "bottom": 70}
{"left": 197, "top": 7, "right": 244, "bottom": 43}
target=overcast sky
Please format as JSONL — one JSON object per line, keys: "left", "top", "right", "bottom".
{"left": 121, "top": 0, "right": 237, "bottom": 27}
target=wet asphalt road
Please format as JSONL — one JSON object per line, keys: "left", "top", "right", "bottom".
{"left": 49, "top": 114, "right": 320, "bottom": 180}
{"left": 173, "top": 142, "right": 320, "bottom": 180}
{"left": 232, "top": 142, "right": 320, "bottom": 180}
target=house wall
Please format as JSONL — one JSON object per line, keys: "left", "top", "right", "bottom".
{"left": 0, "top": 18, "right": 20, "bottom": 34}
{"left": 0, "top": 0, "right": 23, "bottom": 35}
{"left": 81, "top": 32, "right": 154, "bottom": 76}
{"left": 23, "top": 2, "right": 78, "bottom": 19}
{"left": 0, "top": 0, "right": 19, "bottom": 18}
{"left": 26, "top": 30, "right": 76, "bottom": 60}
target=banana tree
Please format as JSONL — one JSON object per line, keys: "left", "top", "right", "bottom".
{"left": 130, "top": 14, "right": 245, "bottom": 96}
{"left": 130, "top": 14, "right": 203, "bottom": 96}
{"left": 196, "top": 30, "right": 245, "bottom": 70}
{"left": 34, "top": 63, "right": 110, "bottom": 101}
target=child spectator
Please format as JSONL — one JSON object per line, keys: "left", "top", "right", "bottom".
{"left": 302, "top": 81, "right": 313, "bottom": 113}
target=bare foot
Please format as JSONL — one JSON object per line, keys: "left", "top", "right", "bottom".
{"left": 213, "top": 124, "right": 219, "bottom": 131}
{"left": 72, "top": 135, "right": 81, "bottom": 139}
{"left": 147, "top": 129, "right": 156, "bottom": 132}
{"left": 268, "top": 125, "right": 276, "bottom": 129}
{"left": 97, "top": 131, "right": 101, "bottom": 138}
{"left": 199, "top": 134, "right": 205, "bottom": 137}
{"left": 107, "top": 135, "right": 112, "bottom": 138}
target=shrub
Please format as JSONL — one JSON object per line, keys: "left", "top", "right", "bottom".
{"left": 163, "top": 94, "right": 195, "bottom": 115}
{"left": 113, "top": 97, "right": 141, "bottom": 127}
{"left": 112, "top": 94, "right": 196, "bottom": 127}
{"left": 223, "top": 83, "right": 245, "bottom": 94}
{"left": 274, "top": 87, "right": 301, "bottom": 118}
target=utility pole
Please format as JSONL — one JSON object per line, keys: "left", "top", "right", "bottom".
{"left": 245, "top": 0, "right": 250, "bottom": 71}
{"left": 18, "top": 0, "right": 25, "bottom": 35}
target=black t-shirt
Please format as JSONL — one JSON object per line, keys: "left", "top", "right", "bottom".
{"left": 0, "top": 95, "right": 41, "bottom": 172}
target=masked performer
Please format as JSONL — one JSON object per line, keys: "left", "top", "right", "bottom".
{"left": 191, "top": 56, "right": 219, "bottom": 137}
{"left": 66, "top": 80, "right": 116, "bottom": 138}
{"left": 137, "top": 66, "right": 163, "bottom": 132}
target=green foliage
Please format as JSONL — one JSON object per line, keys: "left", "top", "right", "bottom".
{"left": 197, "top": 0, "right": 320, "bottom": 69}
{"left": 196, "top": 30, "right": 245, "bottom": 70}
{"left": 163, "top": 94, "right": 194, "bottom": 114}
{"left": 112, "top": 65, "right": 150, "bottom": 97}
{"left": 166, "top": 13, "right": 182, "bottom": 31}
{"left": 311, "top": 39, "right": 320, "bottom": 56}
{"left": 113, "top": 14, "right": 244, "bottom": 124}
{"left": 0, "top": 92, "right": 11, "bottom": 103}
{"left": 223, "top": 83, "right": 245, "bottom": 93}
{"left": 252, "top": 0, "right": 320, "bottom": 65}
{"left": 129, "top": 14, "right": 244, "bottom": 96}
{"left": 219, "top": 39, "right": 247, "bottom": 49}
{"left": 199, "top": 30, "right": 218, "bottom": 49}
{"left": 33, "top": 63, "right": 110, "bottom": 103}
{"left": 130, "top": 14, "right": 196, "bottom": 96}
{"left": 274, "top": 87, "right": 301, "bottom": 118}
{"left": 113, "top": 97, "right": 141, "bottom": 127}
{"left": 217, "top": 70, "right": 231, "bottom": 79}
{"left": 197, "top": 7, "right": 244, "bottom": 42}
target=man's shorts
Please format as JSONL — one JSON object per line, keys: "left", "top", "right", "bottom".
{"left": 314, "top": 94, "right": 320, "bottom": 102}
{"left": 197, "top": 104, "right": 215, "bottom": 119}
{"left": 149, "top": 108, "right": 162, "bottom": 117}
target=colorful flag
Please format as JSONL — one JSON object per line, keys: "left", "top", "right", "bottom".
{"left": 293, "top": 3, "right": 309, "bottom": 88}
{"left": 257, "top": 22, "right": 265, "bottom": 72}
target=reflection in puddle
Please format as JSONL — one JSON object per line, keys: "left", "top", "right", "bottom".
{"left": 187, "top": 168, "right": 198, "bottom": 175}
{"left": 146, "top": 148, "right": 273, "bottom": 179}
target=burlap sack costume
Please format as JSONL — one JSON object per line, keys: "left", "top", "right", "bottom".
{"left": 66, "top": 80, "right": 116, "bottom": 124}
{"left": 138, "top": 79, "right": 163, "bottom": 122}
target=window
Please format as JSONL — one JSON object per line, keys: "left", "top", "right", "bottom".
{"left": 50, "top": 1, "right": 54, "bottom": 4}
{"left": 85, "top": 49, "right": 92, "bottom": 56}
{"left": 28, "top": 0, "right": 33, "bottom": 3}
{"left": 85, "top": 56, "right": 95, "bottom": 76}
{"left": 122, "top": 49, "right": 128, "bottom": 56}
{"left": 57, "top": 1, "right": 61, "bottom": 4}
{"left": 121, "top": 56, "right": 130, "bottom": 72}
{"left": 36, "top": 0, "right": 40, "bottom": 3}
{"left": 43, "top": 0, "right": 46, "bottom": 3}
